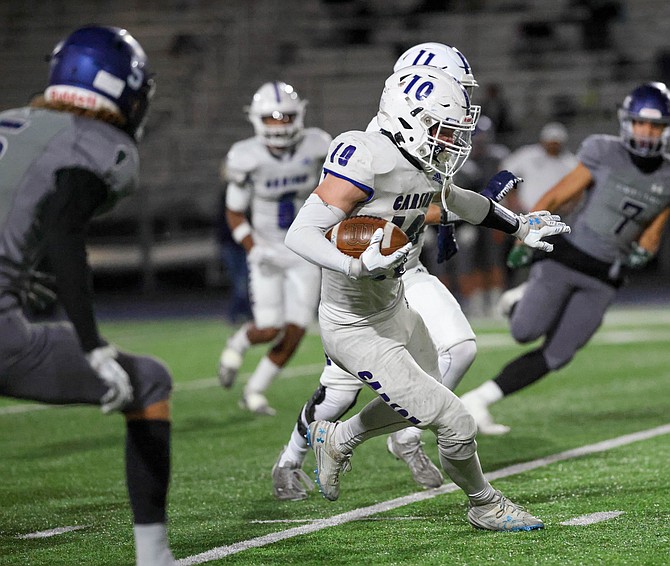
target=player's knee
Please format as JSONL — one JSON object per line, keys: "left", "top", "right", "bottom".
{"left": 544, "top": 350, "right": 572, "bottom": 371}
{"left": 510, "top": 321, "right": 542, "bottom": 344}
{"left": 433, "top": 398, "right": 478, "bottom": 447}
{"left": 132, "top": 356, "right": 173, "bottom": 406}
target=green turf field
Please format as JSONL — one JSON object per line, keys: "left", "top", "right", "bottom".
{"left": 1, "top": 306, "right": 669, "bottom": 565}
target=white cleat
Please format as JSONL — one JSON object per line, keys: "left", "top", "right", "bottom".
{"left": 307, "top": 420, "right": 352, "bottom": 501}
{"left": 218, "top": 347, "right": 242, "bottom": 389}
{"left": 460, "top": 391, "right": 511, "bottom": 436}
{"left": 271, "top": 447, "right": 314, "bottom": 501}
{"left": 239, "top": 392, "right": 276, "bottom": 416}
{"left": 497, "top": 283, "right": 527, "bottom": 318}
{"left": 386, "top": 434, "right": 443, "bottom": 489}
{"left": 468, "top": 490, "right": 544, "bottom": 531}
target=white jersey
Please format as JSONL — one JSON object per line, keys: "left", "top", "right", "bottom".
{"left": 224, "top": 127, "right": 332, "bottom": 246}
{"left": 319, "top": 130, "right": 447, "bottom": 324}
{"left": 364, "top": 116, "right": 433, "bottom": 270}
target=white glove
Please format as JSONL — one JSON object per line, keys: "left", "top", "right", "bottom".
{"left": 86, "top": 345, "right": 134, "bottom": 414}
{"left": 350, "top": 228, "right": 412, "bottom": 279}
{"left": 513, "top": 211, "right": 571, "bottom": 252}
{"left": 247, "top": 245, "right": 277, "bottom": 267}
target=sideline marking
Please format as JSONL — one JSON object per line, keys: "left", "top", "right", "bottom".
{"left": 176, "top": 423, "right": 670, "bottom": 565}
{"left": 560, "top": 511, "right": 624, "bottom": 526}
{"left": 17, "top": 525, "right": 89, "bottom": 539}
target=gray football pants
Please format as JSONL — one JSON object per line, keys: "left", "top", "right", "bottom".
{"left": 511, "top": 259, "right": 618, "bottom": 370}
{"left": 0, "top": 308, "right": 172, "bottom": 410}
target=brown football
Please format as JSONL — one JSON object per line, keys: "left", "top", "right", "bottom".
{"left": 325, "top": 215, "right": 409, "bottom": 258}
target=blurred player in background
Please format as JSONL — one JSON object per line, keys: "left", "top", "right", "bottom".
{"left": 500, "top": 121, "right": 579, "bottom": 288}
{"left": 284, "top": 64, "right": 569, "bottom": 531}
{"left": 218, "top": 81, "right": 331, "bottom": 415}
{"left": 461, "top": 82, "right": 670, "bottom": 435}
{"left": 271, "top": 43, "right": 519, "bottom": 500}
{"left": 0, "top": 26, "right": 175, "bottom": 565}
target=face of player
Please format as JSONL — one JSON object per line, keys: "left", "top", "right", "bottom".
{"left": 631, "top": 119, "right": 666, "bottom": 156}
{"left": 261, "top": 112, "right": 296, "bottom": 126}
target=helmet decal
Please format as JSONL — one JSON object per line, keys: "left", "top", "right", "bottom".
{"left": 46, "top": 25, "right": 154, "bottom": 140}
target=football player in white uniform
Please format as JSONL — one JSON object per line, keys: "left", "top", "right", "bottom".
{"left": 284, "top": 65, "right": 569, "bottom": 531}
{"left": 271, "top": 43, "right": 519, "bottom": 501}
{"left": 218, "top": 82, "right": 331, "bottom": 415}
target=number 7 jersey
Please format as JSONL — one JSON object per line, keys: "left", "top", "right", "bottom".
{"left": 569, "top": 134, "right": 670, "bottom": 262}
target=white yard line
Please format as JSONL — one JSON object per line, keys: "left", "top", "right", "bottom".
{"left": 17, "top": 525, "right": 89, "bottom": 539}
{"left": 560, "top": 511, "right": 624, "bottom": 526}
{"left": 176, "top": 423, "right": 670, "bottom": 565}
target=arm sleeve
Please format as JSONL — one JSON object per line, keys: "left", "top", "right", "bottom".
{"left": 284, "top": 193, "right": 353, "bottom": 275}
{"left": 40, "top": 167, "right": 110, "bottom": 352}
{"left": 443, "top": 183, "right": 492, "bottom": 224}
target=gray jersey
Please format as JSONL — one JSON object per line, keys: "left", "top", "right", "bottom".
{"left": 0, "top": 107, "right": 138, "bottom": 296}
{"left": 568, "top": 134, "right": 670, "bottom": 263}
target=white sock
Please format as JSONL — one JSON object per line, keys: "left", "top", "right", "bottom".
{"left": 392, "top": 426, "right": 422, "bottom": 444}
{"left": 134, "top": 523, "right": 175, "bottom": 566}
{"left": 466, "top": 380, "right": 504, "bottom": 406}
{"left": 227, "top": 323, "right": 251, "bottom": 354}
{"left": 245, "top": 356, "right": 280, "bottom": 395}
{"left": 280, "top": 425, "right": 309, "bottom": 466}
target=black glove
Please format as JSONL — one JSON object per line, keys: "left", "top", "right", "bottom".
{"left": 437, "top": 222, "right": 459, "bottom": 263}
{"left": 480, "top": 170, "right": 523, "bottom": 202}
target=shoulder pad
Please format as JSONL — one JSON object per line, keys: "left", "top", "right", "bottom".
{"left": 329, "top": 130, "right": 397, "bottom": 175}
{"left": 301, "top": 127, "right": 333, "bottom": 157}
{"left": 224, "top": 137, "right": 261, "bottom": 183}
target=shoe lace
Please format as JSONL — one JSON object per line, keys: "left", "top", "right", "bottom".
{"left": 292, "top": 469, "right": 315, "bottom": 491}
{"left": 331, "top": 452, "right": 352, "bottom": 482}
{"left": 494, "top": 495, "right": 526, "bottom": 518}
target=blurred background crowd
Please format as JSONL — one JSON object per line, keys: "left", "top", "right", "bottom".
{"left": 2, "top": 0, "right": 669, "bottom": 317}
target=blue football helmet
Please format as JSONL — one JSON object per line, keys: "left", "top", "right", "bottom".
{"left": 46, "top": 25, "right": 155, "bottom": 140}
{"left": 618, "top": 82, "right": 670, "bottom": 158}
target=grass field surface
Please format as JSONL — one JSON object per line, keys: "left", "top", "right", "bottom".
{"left": 1, "top": 306, "right": 669, "bottom": 565}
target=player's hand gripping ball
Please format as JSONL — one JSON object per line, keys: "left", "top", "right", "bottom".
{"left": 325, "top": 215, "right": 409, "bottom": 258}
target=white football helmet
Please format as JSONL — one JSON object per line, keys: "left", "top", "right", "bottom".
{"left": 393, "top": 42, "right": 480, "bottom": 124}
{"left": 246, "top": 81, "right": 306, "bottom": 148}
{"left": 377, "top": 65, "right": 474, "bottom": 178}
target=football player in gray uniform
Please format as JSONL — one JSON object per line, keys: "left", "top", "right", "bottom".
{"left": 0, "top": 27, "right": 175, "bottom": 565}
{"left": 285, "top": 65, "right": 569, "bottom": 531}
{"left": 217, "top": 82, "right": 331, "bottom": 415}
{"left": 461, "top": 82, "right": 670, "bottom": 435}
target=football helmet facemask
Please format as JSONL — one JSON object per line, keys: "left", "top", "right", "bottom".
{"left": 618, "top": 82, "right": 670, "bottom": 158}
{"left": 378, "top": 65, "right": 474, "bottom": 179}
{"left": 46, "top": 25, "right": 155, "bottom": 140}
{"left": 246, "top": 81, "right": 306, "bottom": 148}
{"left": 393, "top": 42, "right": 480, "bottom": 125}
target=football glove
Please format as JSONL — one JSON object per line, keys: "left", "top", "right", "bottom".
{"left": 627, "top": 243, "right": 654, "bottom": 269}
{"left": 247, "top": 245, "right": 278, "bottom": 267}
{"left": 513, "top": 211, "right": 570, "bottom": 252}
{"left": 86, "top": 345, "right": 134, "bottom": 414}
{"left": 480, "top": 170, "right": 523, "bottom": 203}
{"left": 506, "top": 244, "right": 534, "bottom": 269}
{"left": 437, "top": 222, "right": 459, "bottom": 263}
{"left": 351, "top": 228, "right": 412, "bottom": 279}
